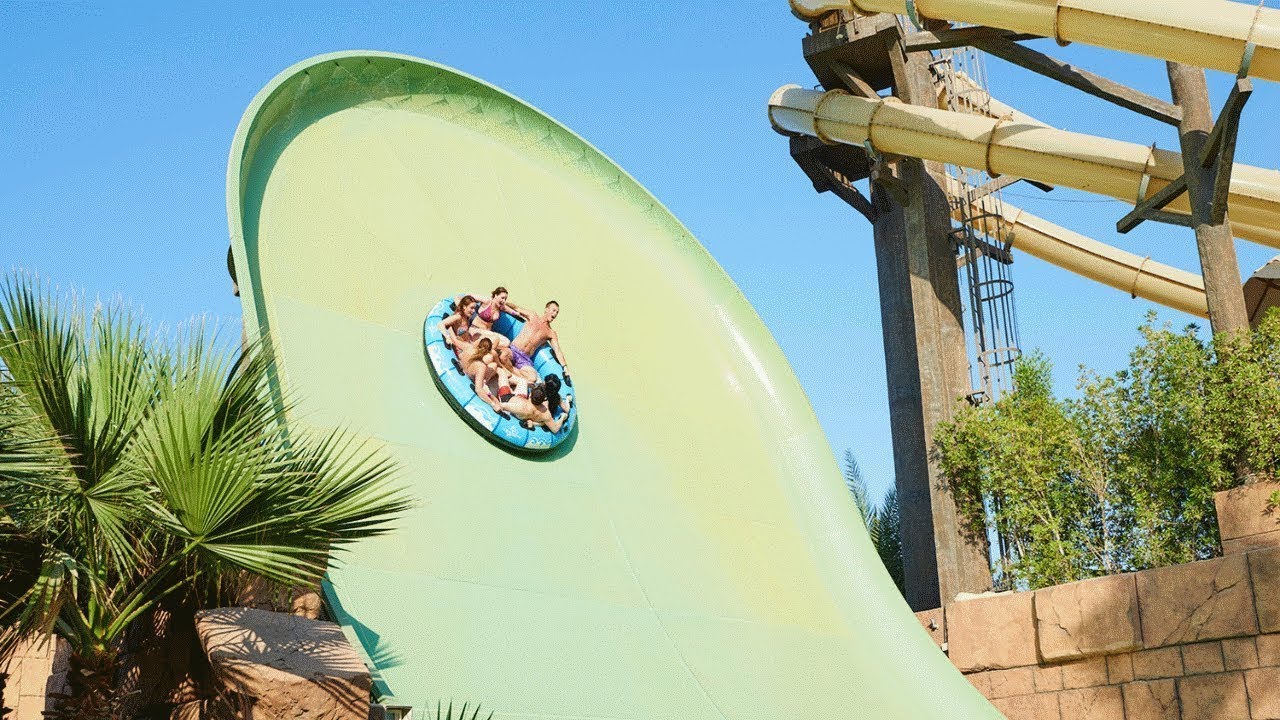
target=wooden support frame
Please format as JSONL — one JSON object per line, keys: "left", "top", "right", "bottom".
{"left": 970, "top": 35, "right": 1182, "bottom": 126}
{"left": 1117, "top": 75, "right": 1252, "bottom": 233}
{"left": 1117, "top": 176, "right": 1188, "bottom": 233}
{"left": 823, "top": 166, "right": 880, "bottom": 222}
{"left": 829, "top": 60, "right": 880, "bottom": 99}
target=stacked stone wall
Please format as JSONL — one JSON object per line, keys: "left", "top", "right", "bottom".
{"left": 0, "top": 636, "right": 69, "bottom": 720}
{"left": 920, "top": 547, "right": 1280, "bottom": 719}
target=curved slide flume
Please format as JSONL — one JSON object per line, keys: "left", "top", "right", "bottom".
{"left": 768, "top": 86, "right": 1280, "bottom": 247}
{"left": 958, "top": 196, "right": 1209, "bottom": 317}
{"left": 789, "top": 0, "right": 1280, "bottom": 84}
{"left": 227, "top": 52, "right": 1000, "bottom": 718}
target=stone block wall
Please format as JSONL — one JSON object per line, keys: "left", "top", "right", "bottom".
{"left": 1217, "top": 483, "right": 1280, "bottom": 555}
{"left": 920, "top": 547, "right": 1280, "bottom": 719}
{"left": 0, "top": 635, "right": 69, "bottom": 720}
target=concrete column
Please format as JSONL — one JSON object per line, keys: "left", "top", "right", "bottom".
{"left": 871, "top": 42, "right": 992, "bottom": 611}
{"left": 1167, "top": 62, "right": 1249, "bottom": 335}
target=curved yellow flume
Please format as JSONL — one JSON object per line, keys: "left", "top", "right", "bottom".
{"left": 956, "top": 195, "right": 1209, "bottom": 317}
{"left": 769, "top": 86, "right": 1280, "bottom": 248}
{"left": 789, "top": 0, "right": 1280, "bottom": 84}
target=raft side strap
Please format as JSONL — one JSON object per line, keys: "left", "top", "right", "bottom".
{"left": 1242, "top": 0, "right": 1265, "bottom": 78}
{"left": 1136, "top": 173, "right": 1152, "bottom": 206}
{"left": 862, "top": 96, "right": 896, "bottom": 160}
{"left": 864, "top": 140, "right": 881, "bottom": 164}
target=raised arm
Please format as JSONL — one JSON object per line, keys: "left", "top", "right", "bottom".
{"left": 438, "top": 314, "right": 462, "bottom": 346}
{"left": 503, "top": 301, "right": 532, "bottom": 320}
{"left": 548, "top": 329, "right": 568, "bottom": 370}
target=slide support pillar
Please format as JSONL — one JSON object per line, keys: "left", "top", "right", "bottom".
{"left": 873, "top": 39, "right": 991, "bottom": 611}
{"left": 1167, "top": 62, "right": 1249, "bottom": 336}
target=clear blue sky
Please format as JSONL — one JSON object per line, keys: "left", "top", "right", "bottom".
{"left": 3, "top": 2, "right": 1278, "bottom": 502}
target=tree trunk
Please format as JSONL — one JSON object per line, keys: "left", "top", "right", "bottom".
{"left": 46, "top": 649, "right": 120, "bottom": 720}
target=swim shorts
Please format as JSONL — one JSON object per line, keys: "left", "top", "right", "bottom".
{"left": 510, "top": 346, "right": 534, "bottom": 370}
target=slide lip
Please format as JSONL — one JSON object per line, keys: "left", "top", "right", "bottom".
{"left": 226, "top": 50, "right": 734, "bottom": 346}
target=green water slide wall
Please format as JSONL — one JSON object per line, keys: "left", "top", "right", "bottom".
{"left": 227, "top": 51, "right": 1000, "bottom": 719}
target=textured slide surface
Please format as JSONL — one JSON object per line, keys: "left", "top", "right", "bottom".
{"left": 228, "top": 51, "right": 999, "bottom": 719}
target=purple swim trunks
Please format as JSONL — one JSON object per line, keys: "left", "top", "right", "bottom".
{"left": 510, "top": 346, "right": 534, "bottom": 370}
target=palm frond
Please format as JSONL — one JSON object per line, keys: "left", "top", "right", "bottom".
{"left": 0, "top": 276, "right": 153, "bottom": 569}
{"left": 133, "top": 335, "right": 408, "bottom": 588}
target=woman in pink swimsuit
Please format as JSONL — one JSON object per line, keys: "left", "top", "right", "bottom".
{"left": 473, "top": 287, "right": 508, "bottom": 330}
{"left": 457, "top": 287, "right": 513, "bottom": 347}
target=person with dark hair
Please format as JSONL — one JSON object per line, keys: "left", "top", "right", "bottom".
{"left": 541, "top": 373, "right": 571, "bottom": 418}
{"left": 501, "top": 379, "right": 570, "bottom": 433}
{"left": 504, "top": 300, "right": 568, "bottom": 383}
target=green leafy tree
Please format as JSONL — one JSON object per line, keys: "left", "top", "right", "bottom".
{"left": 937, "top": 312, "right": 1280, "bottom": 590}
{"left": 937, "top": 355, "right": 1105, "bottom": 588}
{"left": 0, "top": 274, "right": 412, "bottom": 718}
{"left": 842, "top": 451, "right": 904, "bottom": 594}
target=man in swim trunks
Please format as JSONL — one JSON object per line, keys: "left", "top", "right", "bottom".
{"left": 505, "top": 300, "right": 567, "bottom": 383}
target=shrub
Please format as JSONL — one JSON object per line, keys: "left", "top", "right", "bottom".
{"left": 937, "top": 311, "right": 1280, "bottom": 590}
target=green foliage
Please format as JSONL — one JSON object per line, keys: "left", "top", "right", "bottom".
{"left": 843, "top": 451, "right": 904, "bottom": 594}
{"left": 433, "top": 701, "right": 493, "bottom": 720}
{"left": 0, "top": 273, "right": 412, "bottom": 715}
{"left": 937, "top": 312, "right": 1280, "bottom": 590}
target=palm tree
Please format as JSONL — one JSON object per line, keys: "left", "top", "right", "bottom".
{"left": 0, "top": 274, "right": 411, "bottom": 718}
{"left": 842, "top": 450, "right": 904, "bottom": 595}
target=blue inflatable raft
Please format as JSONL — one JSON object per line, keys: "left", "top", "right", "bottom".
{"left": 423, "top": 297, "right": 577, "bottom": 453}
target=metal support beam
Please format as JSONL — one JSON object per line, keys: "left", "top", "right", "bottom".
{"left": 903, "top": 25, "right": 1040, "bottom": 53}
{"left": 961, "top": 174, "right": 1051, "bottom": 204}
{"left": 1200, "top": 77, "right": 1252, "bottom": 225}
{"left": 1117, "top": 176, "right": 1188, "bottom": 234}
{"left": 1116, "top": 73, "right": 1252, "bottom": 235}
{"left": 972, "top": 36, "right": 1182, "bottom": 126}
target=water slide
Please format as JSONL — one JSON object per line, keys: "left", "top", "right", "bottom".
{"left": 939, "top": 73, "right": 1212, "bottom": 316}
{"left": 790, "top": 0, "right": 1280, "bottom": 84}
{"left": 227, "top": 51, "right": 1000, "bottom": 718}
{"left": 773, "top": 0, "right": 1280, "bottom": 317}
{"left": 959, "top": 196, "right": 1210, "bottom": 317}
{"left": 769, "top": 87, "right": 1280, "bottom": 246}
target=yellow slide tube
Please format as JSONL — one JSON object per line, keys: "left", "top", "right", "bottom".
{"left": 789, "top": 0, "right": 1280, "bottom": 83}
{"left": 936, "top": 76, "right": 1207, "bottom": 314}
{"left": 958, "top": 197, "right": 1209, "bottom": 317}
{"left": 768, "top": 86, "right": 1280, "bottom": 247}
